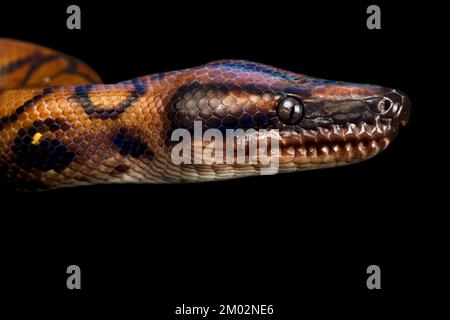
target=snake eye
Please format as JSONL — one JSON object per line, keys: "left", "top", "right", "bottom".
{"left": 277, "top": 97, "right": 304, "bottom": 125}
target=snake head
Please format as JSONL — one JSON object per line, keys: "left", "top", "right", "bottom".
{"left": 272, "top": 78, "right": 411, "bottom": 168}
{"left": 168, "top": 59, "right": 411, "bottom": 172}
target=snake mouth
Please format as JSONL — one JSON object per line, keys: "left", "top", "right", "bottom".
{"left": 279, "top": 119, "right": 399, "bottom": 166}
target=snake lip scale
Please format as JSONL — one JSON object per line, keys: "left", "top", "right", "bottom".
{"left": 0, "top": 38, "right": 411, "bottom": 190}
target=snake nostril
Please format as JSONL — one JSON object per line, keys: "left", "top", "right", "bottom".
{"left": 378, "top": 97, "right": 393, "bottom": 114}
{"left": 378, "top": 90, "right": 411, "bottom": 126}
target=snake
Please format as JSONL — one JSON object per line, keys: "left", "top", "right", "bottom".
{"left": 0, "top": 38, "right": 410, "bottom": 191}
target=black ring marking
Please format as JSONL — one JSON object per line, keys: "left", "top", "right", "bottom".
{"left": 0, "top": 53, "right": 100, "bottom": 92}
{"left": 11, "top": 118, "right": 74, "bottom": 172}
{"left": 73, "top": 78, "right": 146, "bottom": 120}
{"left": 0, "top": 53, "right": 42, "bottom": 77}
{"left": 0, "top": 87, "right": 54, "bottom": 130}
{"left": 16, "top": 54, "right": 100, "bottom": 87}
{"left": 39, "top": 55, "right": 100, "bottom": 85}
{"left": 19, "top": 55, "right": 63, "bottom": 87}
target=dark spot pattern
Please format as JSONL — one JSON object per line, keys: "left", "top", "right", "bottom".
{"left": 12, "top": 138, "right": 75, "bottom": 171}
{"left": 113, "top": 128, "right": 154, "bottom": 159}
{"left": 114, "top": 164, "right": 131, "bottom": 173}
{"left": 11, "top": 118, "right": 74, "bottom": 172}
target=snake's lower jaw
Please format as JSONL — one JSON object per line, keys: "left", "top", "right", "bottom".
{"left": 279, "top": 119, "right": 404, "bottom": 168}
{"left": 280, "top": 137, "right": 392, "bottom": 169}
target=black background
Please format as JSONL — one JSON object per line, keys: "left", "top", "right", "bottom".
{"left": 0, "top": 0, "right": 445, "bottom": 318}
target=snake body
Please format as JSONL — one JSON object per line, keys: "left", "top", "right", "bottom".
{"left": 0, "top": 39, "right": 410, "bottom": 191}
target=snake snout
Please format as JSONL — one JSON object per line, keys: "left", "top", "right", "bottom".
{"left": 379, "top": 90, "right": 411, "bottom": 127}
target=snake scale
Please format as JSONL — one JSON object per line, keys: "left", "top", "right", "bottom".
{"left": 0, "top": 38, "right": 410, "bottom": 191}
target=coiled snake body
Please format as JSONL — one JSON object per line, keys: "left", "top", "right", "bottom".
{"left": 0, "top": 39, "right": 410, "bottom": 190}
